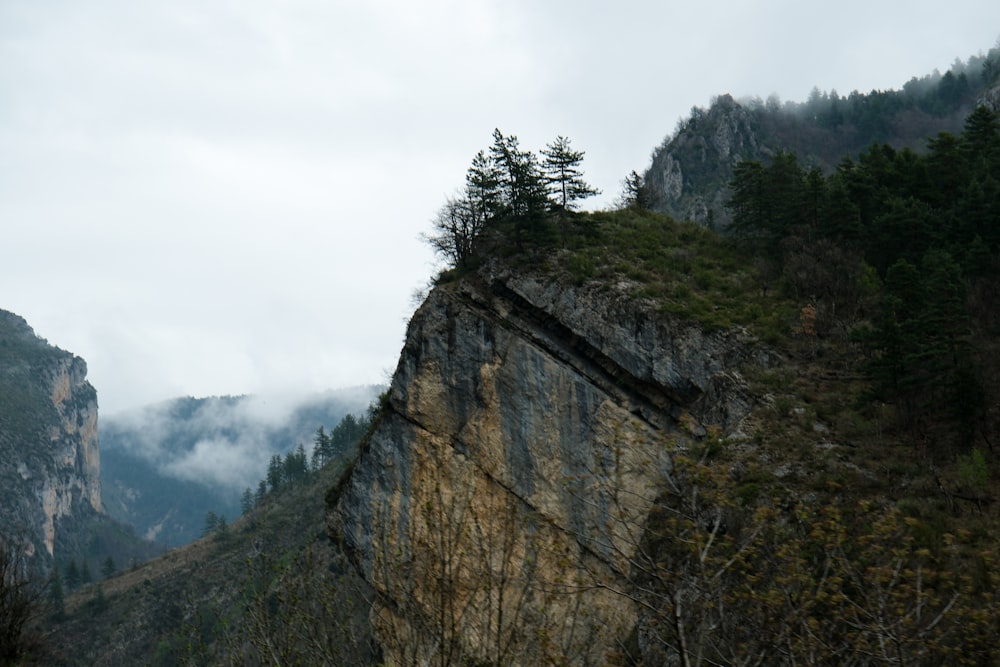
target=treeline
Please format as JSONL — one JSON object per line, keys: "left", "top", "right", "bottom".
{"left": 743, "top": 46, "right": 1000, "bottom": 151}
{"left": 752, "top": 47, "right": 998, "bottom": 130}
{"left": 199, "top": 412, "right": 372, "bottom": 540}
{"left": 424, "top": 130, "right": 600, "bottom": 268}
{"left": 727, "top": 104, "right": 1000, "bottom": 449}
{"left": 237, "top": 411, "right": 371, "bottom": 517}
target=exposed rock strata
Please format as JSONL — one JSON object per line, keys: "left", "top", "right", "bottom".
{"left": 333, "top": 266, "right": 769, "bottom": 664}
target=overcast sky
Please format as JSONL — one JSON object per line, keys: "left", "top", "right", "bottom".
{"left": 2, "top": 1, "right": 998, "bottom": 415}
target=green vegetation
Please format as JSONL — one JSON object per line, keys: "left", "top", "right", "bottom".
{"left": 727, "top": 105, "right": 1000, "bottom": 452}
{"left": 0, "top": 311, "right": 69, "bottom": 456}
{"left": 423, "top": 129, "right": 600, "bottom": 268}
{"left": 41, "top": 420, "right": 375, "bottom": 666}
{"left": 244, "top": 410, "right": 372, "bottom": 512}
{"left": 620, "top": 445, "right": 1000, "bottom": 664}
{"left": 413, "top": 94, "right": 1000, "bottom": 662}
{"left": 648, "top": 46, "right": 1000, "bottom": 229}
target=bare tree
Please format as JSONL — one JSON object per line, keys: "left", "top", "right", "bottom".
{"left": 0, "top": 534, "right": 46, "bottom": 666}
{"left": 422, "top": 195, "right": 484, "bottom": 269}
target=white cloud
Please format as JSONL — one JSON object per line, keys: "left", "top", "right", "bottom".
{"left": 1, "top": 1, "right": 999, "bottom": 413}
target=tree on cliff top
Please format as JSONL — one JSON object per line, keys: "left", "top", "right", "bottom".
{"left": 541, "top": 135, "right": 600, "bottom": 211}
{"left": 424, "top": 130, "right": 599, "bottom": 268}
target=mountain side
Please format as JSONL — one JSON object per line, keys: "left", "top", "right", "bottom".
{"left": 331, "top": 253, "right": 776, "bottom": 664}
{"left": 647, "top": 46, "right": 1000, "bottom": 226}
{"left": 44, "top": 443, "right": 375, "bottom": 666}
{"left": 332, "top": 135, "right": 1000, "bottom": 663}
{"left": 0, "top": 309, "right": 102, "bottom": 561}
{"left": 100, "top": 388, "right": 379, "bottom": 547}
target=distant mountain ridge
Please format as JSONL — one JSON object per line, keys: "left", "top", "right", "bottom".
{"left": 100, "top": 387, "right": 381, "bottom": 547}
{"left": 646, "top": 45, "right": 1000, "bottom": 226}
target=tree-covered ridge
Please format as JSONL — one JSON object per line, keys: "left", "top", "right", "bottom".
{"left": 424, "top": 129, "right": 600, "bottom": 268}
{"left": 646, "top": 45, "right": 1000, "bottom": 226}
{"left": 727, "top": 104, "right": 1000, "bottom": 452}
{"left": 231, "top": 410, "right": 372, "bottom": 524}
{"left": 0, "top": 310, "right": 74, "bottom": 443}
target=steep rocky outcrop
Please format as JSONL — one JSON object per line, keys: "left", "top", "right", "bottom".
{"left": 0, "top": 309, "right": 101, "bottom": 560}
{"left": 646, "top": 94, "right": 763, "bottom": 228}
{"left": 332, "top": 263, "right": 771, "bottom": 664}
{"left": 645, "top": 55, "right": 998, "bottom": 228}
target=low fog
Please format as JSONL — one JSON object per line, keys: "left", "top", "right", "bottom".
{"left": 101, "top": 385, "right": 380, "bottom": 494}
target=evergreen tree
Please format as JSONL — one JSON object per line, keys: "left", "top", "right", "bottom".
{"left": 101, "top": 556, "right": 116, "bottom": 579}
{"left": 727, "top": 160, "right": 768, "bottom": 243}
{"left": 465, "top": 149, "right": 502, "bottom": 223}
{"left": 312, "top": 426, "right": 331, "bottom": 469}
{"left": 80, "top": 560, "right": 92, "bottom": 585}
{"left": 64, "top": 560, "right": 80, "bottom": 590}
{"left": 331, "top": 413, "right": 364, "bottom": 449}
{"left": 489, "top": 129, "right": 550, "bottom": 244}
{"left": 203, "top": 511, "right": 220, "bottom": 537}
{"left": 619, "top": 170, "right": 650, "bottom": 210}
{"left": 961, "top": 105, "right": 1000, "bottom": 167}
{"left": 48, "top": 567, "right": 65, "bottom": 621}
{"left": 540, "top": 135, "right": 599, "bottom": 211}
{"left": 241, "top": 487, "right": 255, "bottom": 515}
{"left": 266, "top": 454, "right": 285, "bottom": 493}
{"left": 284, "top": 444, "right": 309, "bottom": 485}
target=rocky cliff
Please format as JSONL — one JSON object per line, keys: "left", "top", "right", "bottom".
{"left": 0, "top": 309, "right": 101, "bottom": 560}
{"left": 332, "top": 262, "right": 771, "bottom": 665}
{"left": 646, "top": 94, "right": 763, "bottom": 228}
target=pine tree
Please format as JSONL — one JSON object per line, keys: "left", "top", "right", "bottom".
{"left": 541, "top": 135, "right": 599, "bottom": 211}
{"left": 489, "top": 129, "right": 550, "bottom": 244}
{"left": 64, "top": 560, "right": 80, "bottom": 590}
{"left": 266, "top": 454, "right": 284, "bottom": 493}
{"left": 619, "top": 170, "right": 650, "bottom": 210}
{"left": 466, "top": 149, "right": 502, "bottom": 223}
{"left": 241, "top": 487, "right": 255, "bottom": 515}
{"left": 203, "top": 511, "right": 220, "bottom": 537}
{"left": 101, "top": 556, "right": 116, "bottom": 579}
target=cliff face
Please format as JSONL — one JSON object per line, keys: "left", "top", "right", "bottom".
{"left": 646, "top": 94, "right": 763, "bottom": 228}
{"left": 0, "top": 309, "right": 101, "bottom": 559}
{"left": 332, "top": 264, "right": 770, "bottom": 665}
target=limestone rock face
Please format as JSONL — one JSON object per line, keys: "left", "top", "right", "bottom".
{"left": 332, "top": 265, "right": 767, "bottom": 665}
{"left": 0, "top": 309, "right": 101, "bottom": 559}
{"left": 646, "top": 94, "right": 763, "bottom": 227}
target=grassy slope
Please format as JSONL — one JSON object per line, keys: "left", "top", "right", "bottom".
{"left": 42, "top": 450, "right": 373, "bottom": 666}
{"left": 511, "top": 209, "right": 998, "bottom": 542}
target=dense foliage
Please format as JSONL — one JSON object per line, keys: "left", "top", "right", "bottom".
{"left": 646, "top": 46, "right": 1000, "bottom": 228}
{"left": 726, "top": 105, "right": 1000, "bottom": 451}
{"left": 424, "top": 130, "right": 600, "bottom": 268}
{"left": 413, "top": 92, "right": 1000, "bottom": 662}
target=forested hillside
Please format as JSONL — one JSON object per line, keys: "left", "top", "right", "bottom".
{"left": 388, "top": 93, "right": 1000, "bottom": 662}
{"left": 645, "top": 45, "right": 1000, "bottom": 226}
{"left": 726, "top": 104, "right": 1000, "bottom": 453}
{"left": 101, "top": 388, "right": 379, "bottom": 547}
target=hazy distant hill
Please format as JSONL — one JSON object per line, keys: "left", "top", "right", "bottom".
{"left": 100, "top": 387, "right": 381, "bottom": 547}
